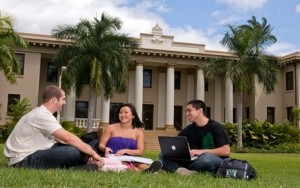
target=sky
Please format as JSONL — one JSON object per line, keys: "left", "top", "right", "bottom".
{"left": 1, "top": 0, "right": 300, "bottom": 56}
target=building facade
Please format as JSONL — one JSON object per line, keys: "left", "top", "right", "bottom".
{"left": 1, "top": 25, "right": 300, "bottom": 130}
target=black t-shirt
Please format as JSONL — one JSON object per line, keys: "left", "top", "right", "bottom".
{"left": 178, "top": 119, "right": 232, "bottom": 150}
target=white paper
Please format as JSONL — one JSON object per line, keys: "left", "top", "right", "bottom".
{"left": 107, "top": 154, "right": 153, "bottom": 164}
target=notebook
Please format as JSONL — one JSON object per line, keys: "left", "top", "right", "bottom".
{"left": 158, "top": 136, "right": 198, "bottom": 161}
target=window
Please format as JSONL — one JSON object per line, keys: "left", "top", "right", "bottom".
{"left": 7, "top": 94, "right": 20, "bottom": 113}
{"left": 174, "top": 106, "right": 182, "bottom": 130}
{"left": 75, "top": 101, "right": 88, "bottom": 118}
{"left": 16, "top": 53, "right": 25, "bottom": 75}
{"left": 287, "top": 107, "right": 293, "bottom": 123}
{"left": 109, "top": 102, "right": 123, "bottom": 124}
{"left": 267, "top": 107, "right": 275, "bottom": 124}
{"left": 174, "top": 71, "right": 181, "bottom": 90}
{"left": 47, "top": 62, "right": 58, "bottom": 82}
{"left": 245, "top": 107, "right": 250, "bottom": 120}
{"left": 286, "top": 71, "right": 294, "bottom": 91}
{"left": 143, "top": 69, "right": 152, "bottom": 88}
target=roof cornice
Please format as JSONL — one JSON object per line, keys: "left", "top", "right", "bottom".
{"left": 19, "top": 32, "right": 72, "bottom": 48}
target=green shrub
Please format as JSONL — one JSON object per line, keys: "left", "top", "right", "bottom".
{"left": 224, "top": 120, "right": 300, "bottom": 152}
{"left": 292, "top": 106, "right": 300, "bottom": 125}
{"left": 61, "top": 121, "right": 85, "bottom": 137}
{"left": 0, "top": 98, "right": 31, "bottom": 143}
{"left": 232, "top": 143, "right": 300, "bottom": 153}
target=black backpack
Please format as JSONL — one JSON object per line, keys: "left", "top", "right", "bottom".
{"left": 216, "top": 158, "right": 258, "bottom": 180}
{"left": 80, "top": 132, "right": 99, "bottom": 144}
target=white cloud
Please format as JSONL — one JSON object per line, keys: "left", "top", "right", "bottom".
{"left": 217, "top": 0, "right": 268, "bottom": 11}
{"left": 1, "top": 0, "right": 223, "bottom": 52}
{"left": 210, "top": 10, "right": 242, "bottom": 28}
{"left": 163, "top": 25, "right": 226, "bottom": 51}
{"left": 3, "top": 0, "right": 105, "bottom": 34}
{"left": 296, "top": 4, "right": 300, "bottom": 13}
{"left": 135, "top": 0, "right": 170, "bottom": 13}
{"left": 267, "top": 42, "right": 299, "bottom": 56}
{"left": 3, "top": 0, "right": 296, "bottom": 56}
{"left": 2, "top": 0, "right": 173, "bottom": 37}
{"left": 1, "top": 0, "right": 162, "bottom": 36}
{"left": 215, "top": 14, "right": 241, "bottom": 26}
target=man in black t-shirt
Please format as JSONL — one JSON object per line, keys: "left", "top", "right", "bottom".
{"left": 159, "top": 100, "right": 232, "bottom": 175}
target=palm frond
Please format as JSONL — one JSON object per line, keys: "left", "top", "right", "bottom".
{"left": 52, "top": 12, "right": 138, "bottom": 100}
{"left": 0, "top": 11, "right": 28, "bottom": 83}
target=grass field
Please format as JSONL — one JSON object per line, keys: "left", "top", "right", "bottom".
{"left": 1, "top": 144, "right": 300, "bottom": 188}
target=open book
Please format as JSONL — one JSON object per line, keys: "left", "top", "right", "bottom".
{"left": 107, "top": 154, "right": 153, "bottom": 164}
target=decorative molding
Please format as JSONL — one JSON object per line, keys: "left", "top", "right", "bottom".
{"left": 152, "top": 34, "right": 163, "bottom": 44}
{"left": 151, "top": 23, "right": 163, "bottom": 44}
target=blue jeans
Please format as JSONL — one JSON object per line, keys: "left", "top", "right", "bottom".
{"left": 12, "top": 145, "right": 83, "bottom": 169}
{"left": 159, "top": 152, "right": 223, "bottom": 173}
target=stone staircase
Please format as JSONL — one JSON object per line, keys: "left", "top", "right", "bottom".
{"left": 144, "top": 129, "right": 179, "bottom": 151}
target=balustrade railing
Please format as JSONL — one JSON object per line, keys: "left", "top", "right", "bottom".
{"left": 74, "top": 118, "right": 101, "bottom": 129}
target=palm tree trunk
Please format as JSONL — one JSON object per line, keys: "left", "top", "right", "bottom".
{"left": 87, "top": 88, "right": 95, "bottom": 133}
{"left": 236, "top": 91, "right": 243, "bottom": 149}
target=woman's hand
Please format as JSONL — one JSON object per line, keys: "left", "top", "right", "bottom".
{"left": 104, "top": 147, "right": 113, "bottom": 157}
{"left": 115, "top": 149, "right": 128, "bottom": 156}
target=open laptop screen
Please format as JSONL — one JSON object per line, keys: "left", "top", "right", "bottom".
{"left": 158, "top": 136, "right": 197, "bottom": 161}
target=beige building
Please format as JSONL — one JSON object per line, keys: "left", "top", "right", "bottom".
{"left": 1, "top": 25, "right": 300, "bottom": 131}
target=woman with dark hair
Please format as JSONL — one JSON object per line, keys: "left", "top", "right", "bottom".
{"left": 115, "top": 103, "right": 143, "bottom": 129}
{"left": 98, "top": 103, "right": 162, "bottom": 173}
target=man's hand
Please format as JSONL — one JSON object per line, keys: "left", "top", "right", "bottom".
{"left": 88, "top": 154, "right": 104, "bottom": 168}
{"left": 190, "top": 149, "right": 204, "bottom": 156}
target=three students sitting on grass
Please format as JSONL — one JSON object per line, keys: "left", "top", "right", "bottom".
{"left": 4, "top": 85, "right": 231, "bottom": 175}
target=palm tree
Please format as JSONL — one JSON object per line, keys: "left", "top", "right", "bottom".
{"left": 240, "top": 16, "right": 277, "bottom": 55}
{"left": 205, "top": 16, "right": 280, "bottom": 149}
{"left": 0, "top": 10, "right": 28, "bottom": 84}
{"left": 52, "top": 12, "right": 139, "bottom": 132}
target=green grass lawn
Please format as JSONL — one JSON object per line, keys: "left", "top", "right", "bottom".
{"left": 1, "top": 144, "right": 300, "bottom": 188}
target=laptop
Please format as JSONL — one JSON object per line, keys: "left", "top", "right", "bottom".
{"left": 158, "top": 136, "right": 198, "bottom": 161}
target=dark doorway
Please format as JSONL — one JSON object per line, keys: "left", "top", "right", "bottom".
{"left": 143, "top": 104, "right": 153, "bottom": 130}
{"left": 174, "top": 105, "right": 183, "bottom": 130}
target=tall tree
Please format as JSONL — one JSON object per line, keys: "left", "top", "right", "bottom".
{"left": 240, "top": 16, "right": 277, "bottom": 54}
{"left": 52, "top": 12, "right": 139, "bottom": 132}
{"left": 0, "top": 10, "right": 28, "bottom": 83}
{"left": 205, "top": 16, "right": 280, "bottom": 149}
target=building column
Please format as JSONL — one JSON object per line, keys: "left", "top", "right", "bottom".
{"left": 196, "top": 67, "right": 205, "bottom": 101}
{"left": 225, "top": 78, "right": 233, "bottom": 123}
{"left": 165, "top": 64, "right": 175, "bottom": 129}
{"left": 100, "top": 96, "right": 110, "bottom": 128}
{"left": 64, "top": 88, "right": 76, "bottom": 121}
{"left": 214, "top": 77, "right": 222, "bottom": 122}
{"left": 296, "top": 63, "right": 300, "bottom": 129}
{"left": 135, "top": 63, "right": 143, "bottom": 119}
{"left": 157, "top": 68, "right": 166, "bottom": 129}
{"left": 95, "top": 96, "right": 101, "bottom": 119}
